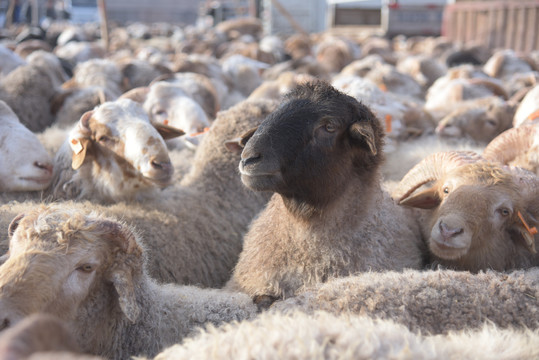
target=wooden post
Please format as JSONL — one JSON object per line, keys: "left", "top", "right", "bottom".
{"left": 5, "top": 0, "right": 16, "bottom": 28}
{"left": 30, "top": 0, "right": 38, "bottom": 26}
{"left": 97, "top": 0, "right": 109, "bottom": 52}
{"left": 269, "top": 0, "right": 308, "bottom": 36}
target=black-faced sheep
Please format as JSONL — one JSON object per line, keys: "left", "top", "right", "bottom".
{"left": 0, "top": 205, "right": 257, "bottom": 360}
{"left": 152, "top": 310, "right": 539, "bottom": 360}
{"left": 50, "top": 98, "right": 184, "bottom": 203}
{"left": 227, "top": 81, "right": 425, "bottom": 305}
{"left": 0, "top": 100, "right": 53, "bottom": 193}
{"left": 271, "top": 268, "right": 539, "bottom": 335}
{"left": 392, "top": 151, "right": 539, "bottom": 272}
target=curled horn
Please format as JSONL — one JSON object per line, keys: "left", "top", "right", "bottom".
{"left": 392, "top": 151, "right": 484, "bottom": 204}
{"left": 483, "top": 125, "right": 537, "bottom": 165}
{"left": 468, "top": 78, "right": 509, "bottom": 100}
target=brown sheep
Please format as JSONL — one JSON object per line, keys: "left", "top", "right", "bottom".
{"left": 393, "top": 151, "right": 539, "bottom": 272}
{"left": 227, "top": 81, "right": 425, "bottom": 306}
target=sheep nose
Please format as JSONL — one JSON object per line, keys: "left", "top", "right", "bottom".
{"left": 241, "top": 153, "right": 261, "bottom": 168}
{"left": 439, "top": 221, "right": 463, "bottom": 240}
{"left": 34, "top": 162, "right": 53, "bottom": 174}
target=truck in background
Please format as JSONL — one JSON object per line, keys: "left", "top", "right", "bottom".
{"left": 329, "top": 0, "right": 448, "bottom": 38}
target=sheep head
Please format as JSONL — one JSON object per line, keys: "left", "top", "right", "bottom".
{"left": 0, "top": 205, "right": 143, "bottom": 332}
{"left": 0, "top": 101, "right": 53, "bottom": 192}
{"left": 393, "top": 151, "right": 539, "bottom": 271}
{"left": 435, "top": 97, "right": 515, "bottom": 143}
{"left": 66, "top": 99, "right": 184, "bottom": 200}
{"left": 238, "top": 81, "right": 384, "bottom": 217}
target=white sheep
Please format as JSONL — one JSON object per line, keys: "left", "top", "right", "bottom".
{"left": 152, "top": 310, "right": 539, "bottom": 360}
{"left": 0, "top": 100, "right": 53, "bottom": 193}
{"left": 50, "top": 98, "right": 184, "bottom": 203}
{"left": 227, "top": 82, "right": 425, "bottom": 306}
{"left": 271, "top": 268, "right": 539, "bottom": 335}
{"left": 0, "top": 204, "right": 257, "bottom": 360}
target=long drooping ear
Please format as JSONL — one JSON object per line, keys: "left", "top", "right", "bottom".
{"left": 152, "top": 122, "right": 185, "bottom": 140}
{"left": 100, "top": 220, "right": 143, "bottom": 323}
{"left": 8, "top": 213, "right": 25, "bottom": 238}
{"left": 69, "top": 111, "right": 94, "bottom": 170}
{"left": 349, "top": 122, "right": 377, "bottom": 155}
{"left": 398, "top": 186, "right": 442, "bottom": 209}
{"left": 224, "top": 127, "right": 258, "bottom": 153}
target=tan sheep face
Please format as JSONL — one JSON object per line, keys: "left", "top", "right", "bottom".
{"left": 69, "top": 99, "right": 179, "bottom": 197}
{"left": 0, "top": 206, "right": 143, "bottom": 331}
{"left": 428, "top": 184, "right": 517, "bottom": 261}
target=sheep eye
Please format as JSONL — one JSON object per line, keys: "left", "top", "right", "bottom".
{"left": 324, "top": 124, "right": 336, "bottom": 133}
{"left": 155, "top": 109, "right": 167, "bottom": 117}
{"left": 98, "top": 135, "right": 109, "bottom": 142}
{"left": 77, "top": 264, "right": 95, "bottom": 273}
{"left": 499, "top": 208, "right": 510, "bottom": 216}
{"left": 443, "top": 187, "right": 449, "bottom": 194}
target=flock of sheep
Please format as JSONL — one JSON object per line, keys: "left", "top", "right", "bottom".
{"left": 0, "top": 14, "right": 538, "bottom": 359}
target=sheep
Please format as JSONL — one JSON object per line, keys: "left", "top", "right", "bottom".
{"left": 363, "top": 62, "right": 424, "bottom": 100}
{"left": 152, "top": 310, "right": 539, "bottom": 360}
{"left": 392, "top": 151, "right": 539, "bottom": 272}
{"left": 53, "top": 41, "right": 106, "bottom": 67}
{"left": 0, "top": 100, "right": 53, "bottom": 193}
{"left": 0, "top": 313, "right": 101, "bottom": 360}
{"left": 122, "top": 82, "right": 211, "bottom": 143}
{"left": 247, "top": 71, "right": 316, "bottom": 101}
{"left": 483, "top": 123, "right": 539, "bottom": 176}
{"left": 0, "top": 204, "right": 257, "bottom": 360}
{"left": 435, "top": 96, "right": 515, "bottom": 144}
{"left": 270, "top": 268, "right": 539, "bottom": 335}
{"left": 314, "top": 35, "right": 357, "bottom": 74}
{"left": 227, "top": 81, "right": 425, "bottom": 306}
{"left": 396, "top": 54, "right": 447, "bottom": 89}
{"left": 118, "top": 59, "right": 172, "bottom": 91}
{"left": 483, "top": 49, "right": 537, "bottom": 80}
{"left": 424, "top": 76, "right": 509, "bottom": 122}
{"left": 0, "top": 99, "right": 276, "bottom": 288}
{"left": 49, "top": 98, "right": 184, "bottom": 203}
{"left": 220, "top": 54, "right": 269, "bottom": 97}
{"left": 25, "top": 50, "right": 69, "bottom": 88}
{"left": 64, "top": 59, "right": 124, "bottom": 98}
{"left": 0, "top": 64, "right": 59, "bottom": 132}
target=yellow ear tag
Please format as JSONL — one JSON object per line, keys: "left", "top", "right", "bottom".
{"left": 71, "top": 139, "right": 83, "bottom": 155}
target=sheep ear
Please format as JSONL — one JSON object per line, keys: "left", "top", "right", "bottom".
{"left": 8, "top": 213, "right": 25, "bottom": 238}
{"left": 70, "top": 138, "right": 91, "bottom": 170}
{"left": 224, "top": 127, "right": 258, "bottom": 153}
{"left": 70, "top": 111, "right": 95, "bottom": 170}
{"left": 349, "top": 122, "right": 377, "bottom": 155}
{"left": 153, "top": 122, "right": 185, "bottom": 140}
{"left": 398, "top": 187, "right": 441, "bottom": 209}
{"left": 109, "top": 267, "right": 140, "bottom": 323}
{"left": 100, "top": 220, "right": 142, "bottom": 323}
